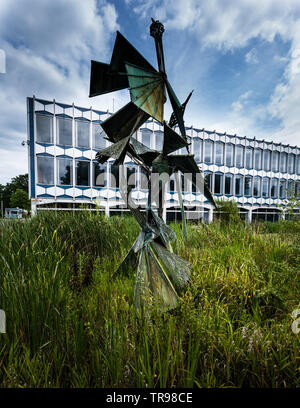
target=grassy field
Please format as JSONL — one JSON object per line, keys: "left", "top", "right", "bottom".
{"left": 0, "top": 212, "right": 299, "bottom": 388}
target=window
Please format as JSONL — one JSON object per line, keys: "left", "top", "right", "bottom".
{"left": 36, "top": 114, "right": 53, "bottom": 143}
{"left": 271, "top": 151, "right": 279, "bottom": 172}
{"left": 180, "top": 172, "right": 186, "bottom": 192}
{"left": 110, "top": 163, "right": 119, "bottom": 188}
{"left": 262, "top": 177, "right": 270, "bottom": 197}
{"left": 225, "top": 144, "right": 234, "bottom": 167}
{"left": 37, "top": 156, "right": 54, "bottom": 184}
{"left": 263, "top": 150, "right": 271, "bottom": 171}
{"left": 235, "top": 175, "right": 243, "bottom": 196}
{"left": 56, "top": 117, "right": 72, "bottom": 146}
{"left": 204, "top": 140, "right": 213, "bottom": 163}
{"left": 296, "top": 181, "right": 300, "bottom": 198}
{"left": 93, "top": 162, "right": 107, "bottom": 187}
{"left": 279, "top": 179, "right": 286, "bottom": 199}
{"left": 245, "top": 147, "right": 253, "bottom": 169}
{"left": 244, "top": 175, "right": 252, "bottom": 196}
{"left": 253, "top": 176, "right": 261, "bottom": 197}
{"left": 193, "top": 138, "right": 202, "bottom": 162}
{"left": 92, "top": 123, "right": 106, "bottom": 149}
{"left": 140, "top": 167, "right": 149, "bottom": 190}
{"left": 155, "top": 131, "right": 163, "bottom": 151}
{"left": 270, "top": 178, "right": 278, "bottom": 198}
{"left": 254, "top": 149, "right": 262, "bottom": 170}
{"left": 215, "top": 142, "right": 224, "bottom": 165}
{"left": 192, "top": 173, "right": 203, "bottom": 193}
{"left": 204, "top": 172, "right": 212, "bottom": 192}
{"left": 287, "top": 180, "right": 295, "bottom": 198}
{"left": 75, "top": 160, "right": 90, "bottom": 186}
{"left": 57, "top": 158, "right": 72, "bottom": 185}
{"left": 214, "top": 173, "right": 223, "bottom": 194}
{"left": 297, "top": 155, "right": 300, "bottom": 175}
{"left": 235, "top": 145, "right": 244, "bottom": 167}
{"left": 280, "top": 152, "right": 287, "bottom": 173}
{"left": 141, "top": 130, "right": 151, "bottom": 148}
{"left": 127, "top": 165, "right": 137, "bottom": 188}
{"left": 224, "top": 174, "right": 233, "bottom": 195}
{"left": 76, "top": 120, "right": 90, "bottom": 148}
{"left": 287, "top": 154, "right": 295, "bottom": 174}
{"left": 169, "top": 175, "right": 175, "bottom": 192}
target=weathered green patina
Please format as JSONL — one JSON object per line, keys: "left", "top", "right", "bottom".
{"left": 89, "top": 19, "right": 215, "bottom": 312}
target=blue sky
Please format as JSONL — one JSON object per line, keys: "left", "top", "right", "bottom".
{"left": 0, "top": 0, "right": 300, "bottom": 184}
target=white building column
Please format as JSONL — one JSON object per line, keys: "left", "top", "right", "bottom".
{"left": 208, "top": 207, "right": 213, "bottom": 223}
{"left": 247, "top": 208, "right": 252, "bottom": 223}
{"left": 105, "top": 201, "right": 110, "bottom": 217}
{"left": 162, "top": 206, "right": 167, "bottom": 223}
{"left": 31, "top": 200, "right": 37, "bottom": 216}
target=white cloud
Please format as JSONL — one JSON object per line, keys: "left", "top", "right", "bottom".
{"left": 245, "top": 48, "right": 258, "bottom": 64}
{"left": 0, "top": 0, "right": 121, "bottom": 184}
{"left": 132, "top": 0, "right": 300, "bottom": 146}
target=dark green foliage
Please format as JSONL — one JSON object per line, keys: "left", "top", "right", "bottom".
{"left": 215, "top": 199, "right": 240, "bottom": 224}
{"left": 0, "top": 174, "right": 29, "bottom": 215}
{"left": 10, "top": 188, "right": 31, "bottom": 211}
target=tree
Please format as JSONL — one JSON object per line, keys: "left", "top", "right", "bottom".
{"left": 10, "top": 189, "right": 31, "bottom": 211}
{"left": 1, "top": 174, "right": 29, "bottom": 212}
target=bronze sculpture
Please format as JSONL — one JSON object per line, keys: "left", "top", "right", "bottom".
{"left": 89, "top": 19, "right": 215, "bottom": 311}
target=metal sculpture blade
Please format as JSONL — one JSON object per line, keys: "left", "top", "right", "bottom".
{"left": 126, "top": 63, "right": 166, "bottom": 123}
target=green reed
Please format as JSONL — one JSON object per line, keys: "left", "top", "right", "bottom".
{"left": 0, "top": 212, "right": 299, "bottom": 387}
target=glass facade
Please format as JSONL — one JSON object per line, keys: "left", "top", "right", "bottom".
{"left": 215, "top": 142, "right": 224, "bottom": 165}
{"left": 271, "top": 151, "right": 279, "bottom": 172}
{"left": 36, "top": 114, "right": 53, "bottom": 143}
{"left": 93, "top": 122, "right": 106, "bottom": 150}
{"left": 235, "top": 146, "right": 244, "bottom": 167}
{"left": 193, "top": 138, "right": 202, "bottom": 162}
{"left": 280, "top": 152, "right": 287, "bottom": 173}
{"left": 254, "top": 149, "right": 262, "bottom": 170}
{"left": 127, "top": 165, "right": 137, "bottom": 188}
{"left": 287, "top": 154, "right": 295, "bottom": 174}
{"left": 271, "top": 178, "right": 278, "bottom": 198}
{"left": 204, "top": 172, "right": 212, "bottom": 191}
{"left": 262, "top": 177, "right": 270, "bottom": 197}
{"left": 204, "top": 140, "right": 213, "bottom": 163}
{"left": 30, "top": 99, "right": 300, "bottom": 215}
{"left": 253, "top": 176, "right": 261, "bottom": 197}
{"left": 110, "top": 163, "right": 119, "bottom": 188}
{"left": 263, "top": 150, "right": 271, "bottom": 171}
{"left": 75, "top": 160, "right": 90, "bottom": 186}
{"left": 141, "top": 130, "right": 151, "bottom": 148}
{"left": 37, "top": 156, "right": 54, "bottom": 184}
{"left": 245, "top": 148, "right": 253, "bottom": 169}
{"left": 244, "top": 175, "right": 252, "bottom": 196}
{"left": 224, "top": 174, "right": 233, "bottom": 195}
{"left": 226, "top": 144, "right": 234, "bottom": 167}
{"left": 76, "top": 120, "right": 90, "bottom": 148}
{"left": 214, "top": 173, "right": 223, "bottom": 194}
{"left": 235, "top": 175, "right": 243, "bottom": 196}
{"left": 56, "top": 117, "right": 72, "bottom": 146}
{"left": 287, "top": 179, "right": 295, "bottom": 198}
{"left": 57, "top": 158, "right": 72, "bottom": 185}
{"left": 93, "top": 162, "right": 106, "bottom": 187}
{"left": 279, "top": 179, "right": 286, "bottom": 199}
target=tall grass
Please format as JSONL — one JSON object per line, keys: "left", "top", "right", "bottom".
{"left": 0, "top": 212, "right": 299, "bottom": 387}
